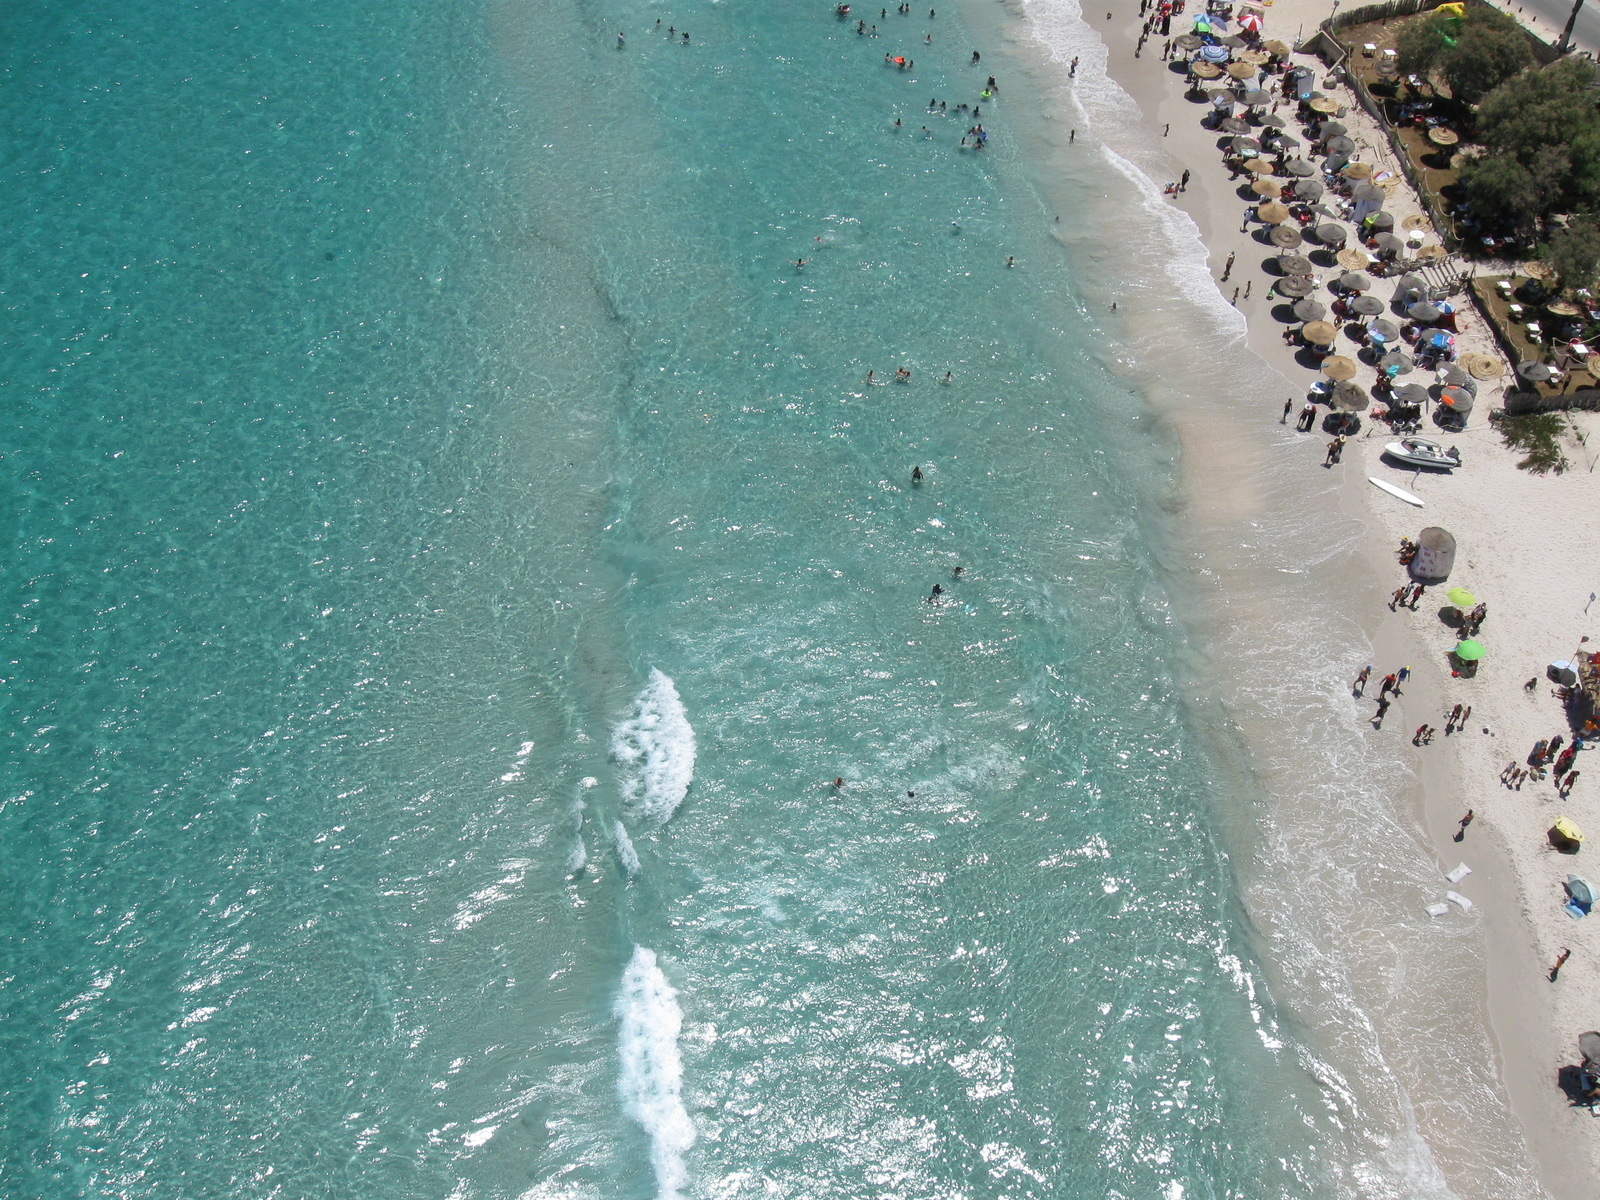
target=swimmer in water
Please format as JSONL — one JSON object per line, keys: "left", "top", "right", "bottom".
{"left": 912, "top": 466, "right": 923, "bottom": 483}
{"left": 864, "top": 370, "right": 876, "bottom": 384}
{"left": 617, "top": 30, "right": 625, "bottom": 46}
{"left": 942, "top": 371, "right": 952, "bottom": 384}
{"left": 789, "top": 258, "right": 809, "bottom": 269}
{"left": 928, "top": 584, "right": 944, "bottom": 603}
{"left": 895, "top": 367, "right": 911, "bottom": 381}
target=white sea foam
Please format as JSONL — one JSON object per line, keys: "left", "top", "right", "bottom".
{"left": 612, "top": 669, "right": 696, "bottom": 824}
{"left": 615, "top": 945, "right": 695, "bottom": 1200}
{"left": 615, "top": 820, "right": 641, "bottom": 876}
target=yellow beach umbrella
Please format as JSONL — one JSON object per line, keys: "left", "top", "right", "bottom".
{"left": 1446, "top": 587, "right": 1476, "bottom": 608}
{"left": 1554, "top": 816, "right": 1585, "bottom": 846}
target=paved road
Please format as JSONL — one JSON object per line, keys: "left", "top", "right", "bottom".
{"left": 1483, "top": 0, "right": 1600, "bottom": 58}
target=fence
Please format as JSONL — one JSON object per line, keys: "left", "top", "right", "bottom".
{"left": 1504, "top": 388, "right": 1600, "bottom": 413}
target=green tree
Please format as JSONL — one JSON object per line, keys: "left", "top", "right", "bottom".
{"left": 1550, "top": 219, "right": 1600, "bottom": 291}
{"left": 1473, "top": 57, "right": 1600, "bottom": 218}
{"left": 1458, "top": 153, "right": 1542, "bottom": 232}
{"left": 1477, "top": 57, "right": 1600, "bottom": 163}
{"left": 1396, "top": 11, "right": 1454, "bottom": 79}
{"left": 1443, "top": 17, "right": 1534, "bottom": 104}
{"left": 1396, "top": 6, "right": 1531, "bottom": 102}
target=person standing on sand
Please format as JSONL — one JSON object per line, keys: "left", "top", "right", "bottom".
{"left": 1324, "top": 439, "right": 1340, "bottom": 466}
{"left": 1298, "top": 402, "right": 1317, "bottom": 431}
{"left": 1413, "top": 724, "right": 1429, "bottom": 745}
{"left": 1389, "top": 585, "right": 1407, "bottom": 611}
{"left": 1221, "top": 251, "right": 1235, "bottom": 281}
{"left": 1281, "top": 398, "right": 1293, "bottom": 423}
{"left": 1379, "top": 673, "right": 1397, "bottom": 697}
{"left": 1397, "top": 665, "right": 1410, "bottom": 688}
{"left": 1563, "top": 769, "right": 1581, "bottom": 795}
{"left": 1408, "top": 584, "right": 1425, "bottom": 610}
{"left": 1353, "top": 665, "right": 1371, "bottom": 696}
{"left": 1243, "top": 281, "right": 1252, "bottom": 299}
{"left": 1373, "top": 697, "right": 1390, "bottom": 726}
{"left": 1551, "top": 948, "right": 1573, "bottom": 980}
{"left": 1330, "top": 436, "right": 1346, "bottom": 464}
{"left": 1447, "top": 703, "right": 1464, "bottom": 733}
{"left": 1179, "top": 168, "right": 1190, "bottom": 191}
{"left": 1454, "top": 809, "right": 1474, "bottom": 840}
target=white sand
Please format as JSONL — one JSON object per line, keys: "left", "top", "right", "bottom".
{"left": 1050, "top": 0, "right": 1600, "bottom": 1191}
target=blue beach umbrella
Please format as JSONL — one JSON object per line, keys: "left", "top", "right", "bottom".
{"left": 1200, "top": 44, "right": 1229, "bottom": 62}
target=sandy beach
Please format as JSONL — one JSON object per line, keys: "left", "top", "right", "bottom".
{"left": 992, "top": 0, "right": 1600, "bottom": 1191}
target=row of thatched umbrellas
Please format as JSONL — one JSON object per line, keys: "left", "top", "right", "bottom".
{"left": 1189, "top": 47, "right": 1494, "bottom": 408}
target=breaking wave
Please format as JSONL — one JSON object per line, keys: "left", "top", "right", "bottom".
{"left": 615, "top": 945, "right": 695, "bottom": 1200}
{"left": 612, "top": 669, "right": 696, "bottom": 824}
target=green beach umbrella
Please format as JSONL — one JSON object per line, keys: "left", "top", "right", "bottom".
{"left": 1454, "top": 639, "right": 1486, "bottom": 661}
{"left": 1446, "top": 586, "right": 1476, "bottom": 608}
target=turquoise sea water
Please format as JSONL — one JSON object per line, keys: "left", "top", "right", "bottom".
{"left": 0, "top": 2, "right": 1448, "bottom": 1197}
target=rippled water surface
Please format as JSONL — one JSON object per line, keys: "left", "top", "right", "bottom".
{"left": 0, "top": 2, "right": 1455, "bottom": 1197}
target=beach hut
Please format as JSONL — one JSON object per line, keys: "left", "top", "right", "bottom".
{"left": 1409, "top": 526, "right": 1455, "bottom": 582}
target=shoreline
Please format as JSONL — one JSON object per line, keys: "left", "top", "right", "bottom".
{"left": 974, "top": 0, "right": 1600, "bottom": 1192}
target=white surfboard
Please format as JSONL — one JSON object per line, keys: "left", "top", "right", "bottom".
{"left": 1368, "top": 476, "right": 1424, "bottom": 507}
